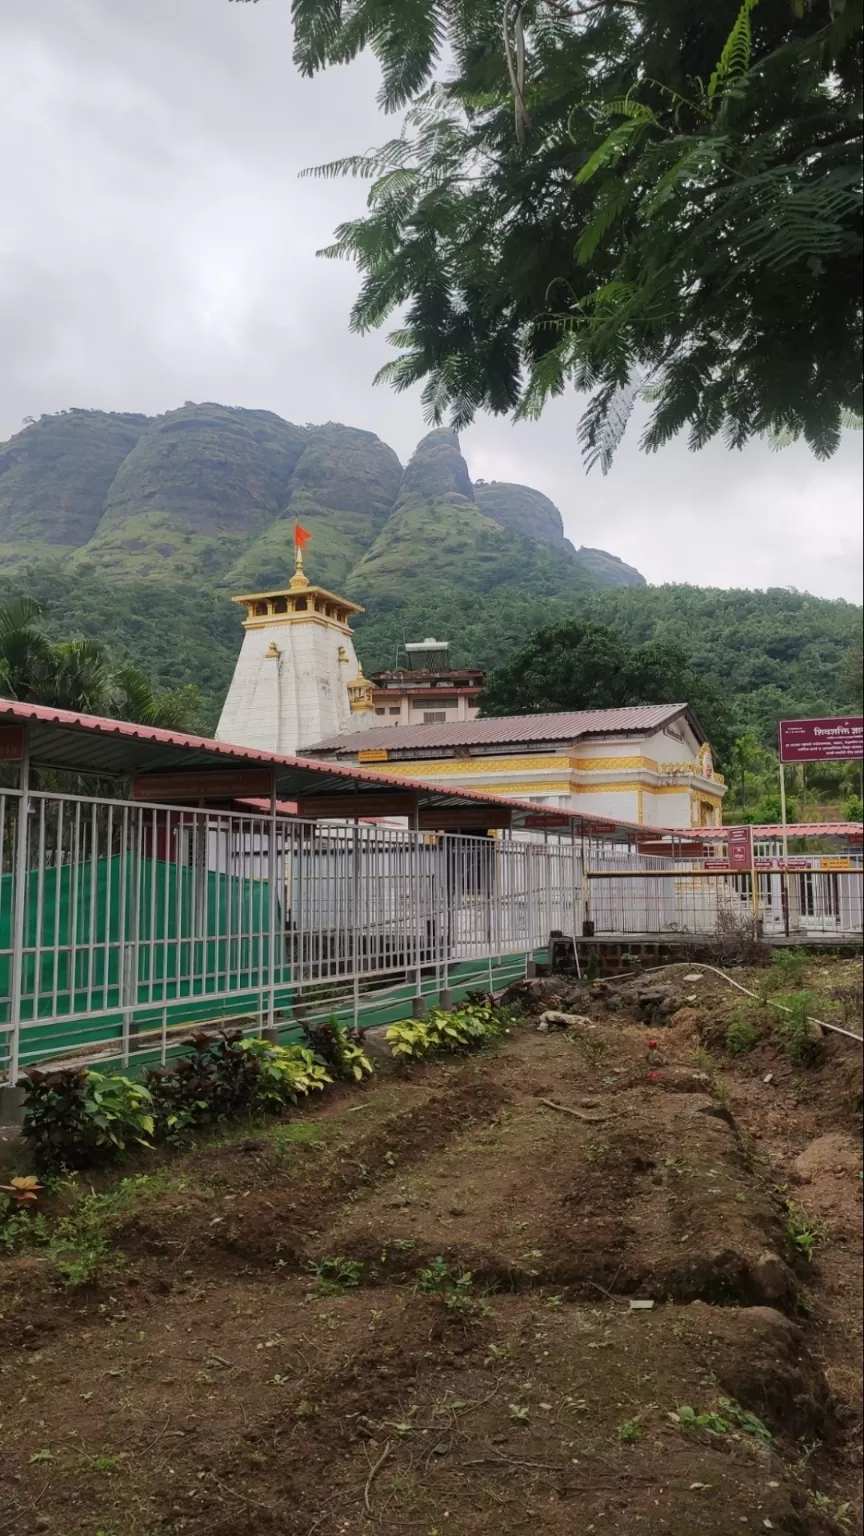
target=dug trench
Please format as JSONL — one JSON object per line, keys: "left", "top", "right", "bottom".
{"left": 0, "top": 959, "right": 860, "bottom": 1536}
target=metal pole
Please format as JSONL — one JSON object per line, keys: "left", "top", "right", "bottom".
{"left": 264, "top": 772, "right": 279, "bottom": 1042}
{"left": 9, "top": 732, "right": 31, "bottom": 1086}
{"left": 779, "top": 758, "right": 789, "bottom": 858}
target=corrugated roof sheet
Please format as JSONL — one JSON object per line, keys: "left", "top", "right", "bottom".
{"left": 0, "top": 697, "right": 674, "bottom": 842}
{"left": 668, "top": 824, "right": 864, "bottom": 840}
{"left": 310, "top": 704, "right": 692, "bottom": 754}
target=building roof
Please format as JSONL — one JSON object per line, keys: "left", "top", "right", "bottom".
{"left": 667, "top": 823, "right": 863, "bottom": 841}
{"left": 0, "top": 698, "right": 686, "bottom": 843}
{"left": 309, "top": 703, "right": 699, "bottom": 755}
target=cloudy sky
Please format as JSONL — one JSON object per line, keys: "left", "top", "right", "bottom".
{"left": 3, "top": 0, "right": 862, "bottom": 601}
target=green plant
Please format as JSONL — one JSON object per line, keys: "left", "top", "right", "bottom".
{"left": 774, "top": 991, "right": 823, "bottom": 1066}
{"left": 303, "top": 1017, "right": 374, "bottom": 1081}
{"left": 19, "top": 1066, "right": 153, "bottom": 1171}
{"left": 617, "top": 1419, "right": 642, "bottom": 1443}
{"left": 0, "top": 1198, "right": 49, "bottom": 1255}
{"left": 415, "top": 1255, "right": 487, "bottom": 1316}
{"left": 672, "top": 1399, "right": 771, "bottom": 1445}
{"left": 309, "top": 1256, "right": 364, "bottom": 1292}
{"left": 386, "top": 1000, "right": 505, "bottom": 1063}
{"left": 725, "top": 1008, "right": 758, "bottom": 1055}
{"left": 50, "top": 1196, "right": 118, "bottom": 1287}
{"left": 771, "top": 949, "right": 810, "bottom": 989}
{"left": 385, "top": 1018, "right": 434, "bottom": 1062}
{"left": 810, "top": 1492, "right": 853, "bottom": 1529}
{"left": 242, "top": 1039, "right": 332, "bottom": 1108}
{"left": 509, "top": 1404, "right": 531, "bottom": 1424}
{"left": 782, "top": 1200, "right": 821, "bottom": 1261}
{"left": 84, "top": 1072, "right": 155, "bottom": 1154}
{"left": 0, "top": 1174, "right": 43, "bottom": 1206}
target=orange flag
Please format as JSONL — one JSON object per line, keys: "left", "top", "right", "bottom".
{"left": 294, "top": 523, "right": 311, "bottom": 549}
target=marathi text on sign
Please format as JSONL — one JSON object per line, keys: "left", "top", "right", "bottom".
{"left": 779, "top": 716, "right": 863, "bottom": 764}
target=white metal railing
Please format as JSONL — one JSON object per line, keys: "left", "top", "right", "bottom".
{"left": 0, "top": 790, "right": 581, "bottom": 1078}
{"left": 587, "top": 865, "right": 864, "bottom": 939}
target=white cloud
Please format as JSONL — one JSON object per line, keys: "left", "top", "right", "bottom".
{"left": 2, "top": 0, "right": 861, "bottom": 603}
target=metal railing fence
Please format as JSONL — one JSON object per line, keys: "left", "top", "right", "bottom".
{"left": 0, "top": 789, "right": 580, "bottom": 1078}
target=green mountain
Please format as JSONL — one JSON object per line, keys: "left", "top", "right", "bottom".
{"left": 0, "top": 404, "right": 857, "bottom": 755}
{"left": 0, "top": 406, "right": 640, "bottom": 595}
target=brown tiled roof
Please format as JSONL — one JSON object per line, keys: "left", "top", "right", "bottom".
{"left": 309, "top": 703, "right": 695, "bottom": 755}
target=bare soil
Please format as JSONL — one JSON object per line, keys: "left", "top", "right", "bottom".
{"left": 0, "top": 956, "right": 861, "bottom": 1536}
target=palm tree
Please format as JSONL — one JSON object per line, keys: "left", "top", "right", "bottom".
{"left": 0, "top": 600, "right": 200, "bottom": 731}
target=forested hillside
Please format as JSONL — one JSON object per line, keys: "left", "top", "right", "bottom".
{"left": 0, "top": 404, "right": 859, "bottom": 767}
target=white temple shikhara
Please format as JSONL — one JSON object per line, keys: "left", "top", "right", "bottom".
{"left": 215, "top": 546, "right": 376, "bottom": 756}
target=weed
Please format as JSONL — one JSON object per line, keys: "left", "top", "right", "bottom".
{"left": 672, "top": 1399, "right": 771, "bottom": 1444}
{"left": 810, "top": 1492, "right": 852, "bottom": 1528}
{"left": 617, "top": 1419, "right": 643, "bottom": 1443}
{"left": 771, "top": 949, "right": 810, "bottom": 989}
{"left": 29, "top": 1448, "right": 54, "bottom": 1463}
{"left": 309, "top": 1257, "right": 363, "bottom": 1292}
{"left": 774, "top": 991, "right": 823, "bottom": 1065}
{"left": 50, "top": 1197, "right": 119, "bottom": 1287}
{"left": 0, "top": 1197, "right": 49, "bottom": 1255}
{"left": 509, "top": 1404, "right": 531, "bottom": 1424}
{"left": 725, "top": 1007, "right": 758, "bottom": 1054}
{"left": 782, "top": 1200, "right": 821, "bottom": 1260}
{"left": 74, "top": 1454, "right": 122, "bottom": 1476}
{"left": 416, "top": 1256, "right": 490, "bottom": 1318}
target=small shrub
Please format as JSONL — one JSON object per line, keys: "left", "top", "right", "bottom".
{"left": 241, "top": 1039, "right": 332, "bottom": 1109}
{"left": 19, "top": 1067, "right": 153, "bottom": 1172}
{"left": 386, "top": 1000, "right": 505, "bottom": 1063}
{"left": 725, "top": 1008, "right": 758, "bottom": 1054}
{"left": 774, "top": 991, "right": 822, "bottom": 1065}
{"left": 771, "top": 949, "right": 810, "bottom": 989}
{"left": 302, "top": 1018, "right": 374, "bottom": 1082}
{"left": 782, "top": 1199, "right": 820, "bottom": 1260}
{"left": 0, "top": 1198, "right": 49, "bottom": 1255}
{"left": 51, "top": 1197, "right": 117, "bottom": 1287}
{"left": 0, "top": 1175, "right": 43, "bottom": 1206}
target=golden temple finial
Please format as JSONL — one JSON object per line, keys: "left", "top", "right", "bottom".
{"left": 289, "top": 543, "right": 310, "bottom": 591}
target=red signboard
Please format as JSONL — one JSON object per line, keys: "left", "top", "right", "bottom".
{"left": 131, "top": 769, "right": 274, "bottom": 802}
{"left": 418, "top": 807, "right": 511, "bottom": 831}
{"left": 779, "top": 716, "right": 863, "bottom": 764}
{"left": 524, "top": 813, "right": 570, "bottom": 829}
{"left": 0, "top": 726, "right": 25, "bottom": 762}
{"left": 727, "top": 826, "right": 753, "bottom": 870}
{"left": 296, "top": 792, "right": 418, "bottom": 820}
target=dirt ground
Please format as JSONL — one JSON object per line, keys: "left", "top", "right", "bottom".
{"left": 0, "top": 955, "right": 861, "bottom": 1536}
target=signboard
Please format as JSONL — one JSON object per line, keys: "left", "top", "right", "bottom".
{"left": 131, "top": 769, "right": 274, "bottom": 802}
{"left": 584, "top": 821, "right": 618, "bottom": 836}
{"left": 701, "top": 858, "right": 732, "bottom": 871}
{"left": 296, "top": 792, "right": 418, "bottom": 820}
{"left": 0, "top": 726, "right": 25, "bottom": 762}
{"left": 357, "top": 748, "right": 390, "bottom": 763}
{"left": 418, "top": 806, "right": 511, "bottom": 831}
{"left": 524, "top": 812, "right": 570, "bottom": 829}
{"left": 821, "top": 857, "right": 852, "bottom": 872}
{"left": 728, "top": 825, "right": 753, "bottom": 870}
{"left": 779, "top": 716, "right": 863, "bottom": 764}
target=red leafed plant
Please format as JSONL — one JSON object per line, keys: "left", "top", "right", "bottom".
{"left": 0, "top": 1176, "right": 43, "bottom": 1206}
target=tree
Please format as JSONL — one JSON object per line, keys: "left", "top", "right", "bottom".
{"left": 295, "top": 0, "right": 863, "bottom": 466}
{"left": 479, "top": 616, "right": 731, "bottom": 754}
{"left": 0, "top": 601, "right": 200, "bottom": 730}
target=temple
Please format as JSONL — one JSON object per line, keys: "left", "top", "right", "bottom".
{"left": 215, "top": 547, "right": 375, "bottom": 755}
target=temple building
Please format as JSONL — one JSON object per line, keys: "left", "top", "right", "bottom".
{"left": 215, "top": 547, "right": 376, "bottom": 756}
{"left": 215, "top": 551, "right": 725, "bottom": 826}
{"left": 306, "top": 705, "right": 726, "bottom": 827}
{"left": 371, "top": 638, "right": 484, "bottom": 727}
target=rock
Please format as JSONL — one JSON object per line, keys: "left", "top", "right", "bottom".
{"left": 537, "top": 1010, "right": 594, "bottom": 1030}
{"left": 629, "top": 1299, "right": 655, "bottom": 1311}
{"left": 749, "top": 1250, "right": 795, "bottom": 1305}
{"left": 653, "top": 1067, "right": 712, "bottom": 1093}
{"left": 763, "top": 1073, "right": 774, "bottom": 1085}
{"left": 793, "top": 1132, "right": 861, "bottom": 1182}
{"left": 683, "top": 973, "right": 704, "bottom": 982}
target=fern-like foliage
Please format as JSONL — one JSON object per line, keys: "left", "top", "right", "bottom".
{"left": 286, "top": 0, "right": 863, "bottom": 467}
